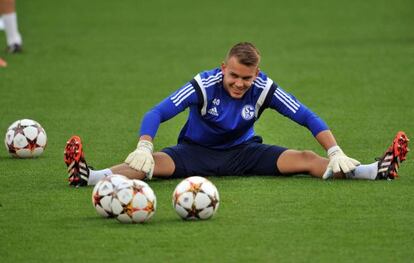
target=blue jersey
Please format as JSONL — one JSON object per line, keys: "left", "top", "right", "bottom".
{"left": 140, "top": 68, "right": 328, "bottom": 149}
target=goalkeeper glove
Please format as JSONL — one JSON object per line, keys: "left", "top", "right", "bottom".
{"left": 322, "top": 145, "right": 360, "bottom": 179}
{"left": 125, "top": 140, "right": 154, "bottom": 180}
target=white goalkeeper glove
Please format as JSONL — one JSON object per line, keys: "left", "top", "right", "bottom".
{"left": 125, "top": 140, "right": 154, "bottom": 180}
{"left": 322, "top": 146, "right": 360, "bottom": 179}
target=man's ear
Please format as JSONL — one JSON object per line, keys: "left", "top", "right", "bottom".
{"left": 221, "top": 61, "right": 226, "bottom": 72}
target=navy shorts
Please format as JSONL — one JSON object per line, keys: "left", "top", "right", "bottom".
{"left": 161, "top": 136, "right": 287, "bottom": 178}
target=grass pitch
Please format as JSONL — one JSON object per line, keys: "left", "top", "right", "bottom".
{"left": 1, "top": 0, "right": 413, "bottom": 262}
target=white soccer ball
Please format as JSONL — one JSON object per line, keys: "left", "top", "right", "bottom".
{"left": 91, "top": 174, "right": 132, "bottom": 218}
{"left": 4, "top": 119, "right": 47, "bottom": 158}
{"left": 113, "top": 179, "right": 157, "bottom": 224}
{"left": 172, "top": 176, "right": 220, "bottom": 220}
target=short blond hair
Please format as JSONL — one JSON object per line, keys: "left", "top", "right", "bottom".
{"left": 225, "top": 42, "right": 261, "bottom": 66}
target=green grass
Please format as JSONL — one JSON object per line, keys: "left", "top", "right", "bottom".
{"left": 1, "top": 0, "right": 414, "bottom": 262}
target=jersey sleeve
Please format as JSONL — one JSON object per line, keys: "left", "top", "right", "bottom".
{"left": 269, "top": 87, "right": 329, "bottom": 136}
{"left": 139, "top": 82, "right": 199, "bottom": 138}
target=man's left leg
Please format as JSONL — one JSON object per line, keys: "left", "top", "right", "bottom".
{"left": 277, "top": 150, "right": 328, "bottom": 178}
{"left": 276, "top": 150, "right": 378, "bottom": 179}
{"left": 277, "top": 131, "right": 409, "bottom": 180}
{"left": 276, "top": 150, "right": 384, "bottom": 180}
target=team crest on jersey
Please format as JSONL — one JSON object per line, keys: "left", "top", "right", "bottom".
{"left": 241, "top": 105, "right": 255, "bottom": 120}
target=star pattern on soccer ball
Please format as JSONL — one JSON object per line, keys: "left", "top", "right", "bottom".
{"left": 186, "top": 203, "right": 203, "bottom": 219}
{"left": 188, "top": 182, "right": 202, "bottom": 194}
{"left": 5, "top": 120, "right": 47, "bottom": 158}
{"left": 209, "top": 194, "right": 219, "bottom": 210}
{"left": 13, "top": 123, "right": 25, "bottom": 135}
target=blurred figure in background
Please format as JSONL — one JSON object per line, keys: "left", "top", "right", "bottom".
{"left": 0, "top": 57, "right": 6, "bottom": 67}
{"left": 0, "top": 0, "right": 22, "bottom": 53}
{"left": 0, "top": 16, "right": 4, "bottom": 30}
{"left": 0, "top": 14, "right": 6, "bottom": 66}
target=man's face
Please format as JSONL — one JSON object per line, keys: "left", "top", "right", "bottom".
{"left": 221, "top": 56, "right": 259, "bottom": 99}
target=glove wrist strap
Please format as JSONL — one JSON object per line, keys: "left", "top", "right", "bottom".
{"left": 327, "top": 145, "right": 342, "bottom": 157}
{"left": 137, "top": 140, "right": 154, "bottom": 153}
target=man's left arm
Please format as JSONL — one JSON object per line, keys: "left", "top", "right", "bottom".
{"left": 269, "top": 87, "right": 360, "bottom": 177}
{"left": 315, "top": 130, "right": 360, "bottom": 178}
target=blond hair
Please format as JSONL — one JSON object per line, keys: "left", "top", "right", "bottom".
{"left": 225, "top": 42, "right": 261, "bottom": 66}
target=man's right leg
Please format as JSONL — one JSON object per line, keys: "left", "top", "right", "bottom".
{"left": 64, "top": 135, "right": 176, "bottom": 187}
{"left": 110, "top": 152, "right": 176, "bottom": 180}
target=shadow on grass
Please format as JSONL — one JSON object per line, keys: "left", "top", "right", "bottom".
{"left": 0, "top": 155, "right": 50, "bottom": 162}
{"left": 81, "top": 214, "right": 217, "bottom": 228}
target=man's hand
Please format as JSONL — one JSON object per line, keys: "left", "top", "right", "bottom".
{"left": 125, "top": 140, "right": 154, "bottom": 179}
{"left": 322, "top": 146, "right": 360, "bottom": 179}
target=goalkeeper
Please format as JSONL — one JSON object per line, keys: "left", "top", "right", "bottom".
{"left": 64, "top": 42, "right": 409, "bottom": 186}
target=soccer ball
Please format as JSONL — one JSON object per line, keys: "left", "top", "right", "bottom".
{"left": 112, "top": 179, "right": 157, "bottom": 224}
{"left": 172, "top": 176, "right": 220, "bottom": 220}
{"left": 91, "top": 174, "right": 132, "bottom": 218}
{"left": 4, "top": 119, "right": 47, "bottom": 158}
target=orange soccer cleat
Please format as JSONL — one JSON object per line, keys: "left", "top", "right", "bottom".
{"left": 64, "top": 135, "right": 90, "bottom": 187}
{"left": 377, "top": 131, "right": 410, "bottom": 180}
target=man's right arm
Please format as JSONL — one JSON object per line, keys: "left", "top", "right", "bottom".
{"left": 140, "top": 81, "right": 198, "bottom": 138}
{"left": 125, "top": 82, "right": 199, "bottom": 179}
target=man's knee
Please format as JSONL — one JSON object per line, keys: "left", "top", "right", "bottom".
{"left": 300, "top": 150, "right": 320, "bottom": 162}
{"left": 153, "top": 152, "right": 176, "bottom": 176}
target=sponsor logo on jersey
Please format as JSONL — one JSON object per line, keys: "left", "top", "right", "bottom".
{"left": 208, "top": 106, "right": 219, "bottom": 116}
{"left": 241, "top": 105, "right": 255, "bottom": 120}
